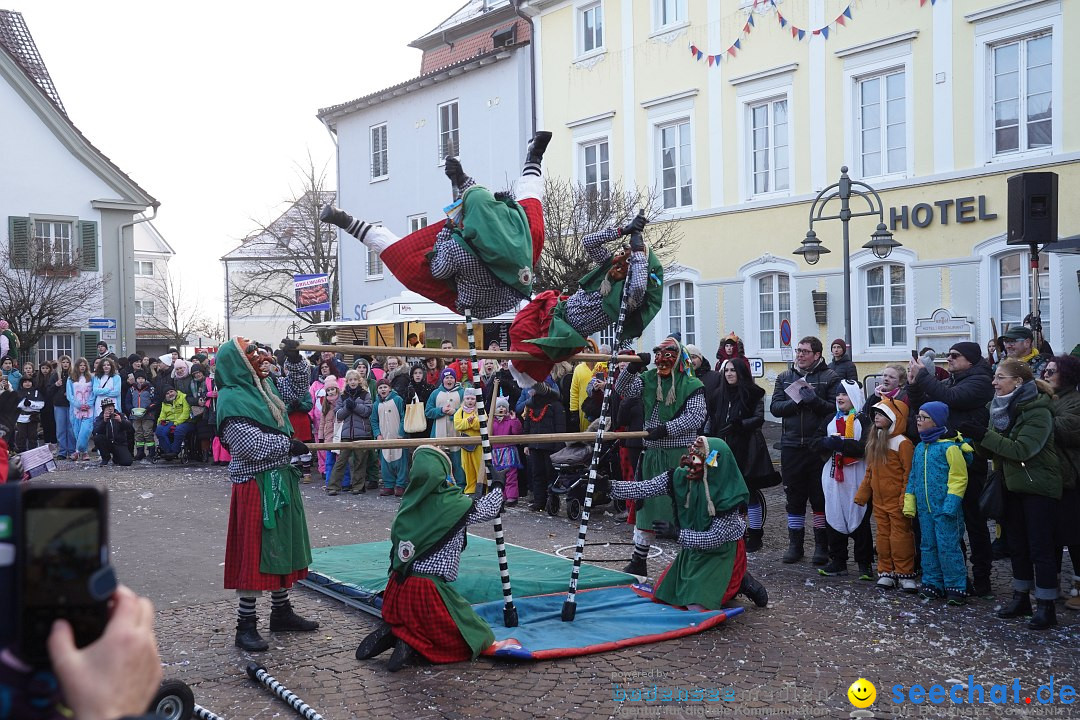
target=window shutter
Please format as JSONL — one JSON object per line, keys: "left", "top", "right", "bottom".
{"left": 80, "top": 331, "right": 100, "bottom": 360}
{"left": 8, "top": 216, "right": 30, "bottom": 269}
{"left": 78, "top": 220, "right": 98, "bottom": 271}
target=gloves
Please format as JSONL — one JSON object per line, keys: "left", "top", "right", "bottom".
{"left": 942, "top": 493, "right": 963, "bottom": 518}
{"left": 646, "top": 424, "right": 668, "bottom": 441}
{"left": 488, "top": 468, "right": 507, "bottom": 494}
{"left": 819, "top": 436, "right": 844, "bottom": 453}
{"left": 619, "top": 211, "right": 648, "bottom": 238}
{"left": 628, "top": 231, "right": 645, "bottom": 253}
{"left": 21, "top": 398, "right": 31, "bottom": 408}
{"left": 280, "top": 338, "right": 302, "bottom": 364}
{"left": 346, "top": 397, "right": 356, "bottom": 410}
{"left": 903, "top": 493, "right": 916, "bottom": 518}
{"left": 957, "top": 421, "right": 987, "bottom": 442}
{"left": 652, "top": 520, "right": 679, "bottom": 540}
{"left": 159, "top": 420, "right": 168, "bottom": 426}
{"left": 853, "top": 486, "right": 871, "bottom": 507}
{"left": 798, "top": 386, "right": 818, "bottom": 404}
{"left": 289, "top": 439, "right": 309, "bottom": 457}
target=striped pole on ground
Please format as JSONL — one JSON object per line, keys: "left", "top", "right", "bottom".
{"left": 245, "top": 663, "right": 324, "bottom": 720}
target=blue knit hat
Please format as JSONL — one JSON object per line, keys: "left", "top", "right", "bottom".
{"left": 920, "top": 401, "right": 949, "bottom": 428}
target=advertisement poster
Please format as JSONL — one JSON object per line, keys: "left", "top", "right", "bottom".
{"left": 294, "top": 274, "right": 331, "bottom": 312}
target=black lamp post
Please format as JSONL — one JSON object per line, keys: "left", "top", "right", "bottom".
{"left": 794, "top": 166, "right": 901, "bottom": 348}
{"left": 286, "top": 321, "right": 304, "bottom": 341}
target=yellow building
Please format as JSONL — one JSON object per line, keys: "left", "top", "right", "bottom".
{"left": 521, "top": 0, "right": 1079, "bottom": 380}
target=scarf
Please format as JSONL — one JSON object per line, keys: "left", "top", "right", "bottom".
{"left": 829, "top": 380, "right": 864, "bottom": 481}
{"left": 989, "top": 380, "right": 1037, "bottom": 432}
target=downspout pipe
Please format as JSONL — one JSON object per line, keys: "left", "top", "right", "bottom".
{"left": 511, "top": 0, "right": 538, "bottom": 135}
{"left": 118, "top": 204, "right": 158, "bottom": 355}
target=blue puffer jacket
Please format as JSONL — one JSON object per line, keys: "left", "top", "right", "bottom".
{"left": 904, "top": 434, "right": 972, "bottom": 517}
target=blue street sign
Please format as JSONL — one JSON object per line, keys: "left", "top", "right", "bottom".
{"left": 88, "top": 317, "right": 117, "bottom": 330}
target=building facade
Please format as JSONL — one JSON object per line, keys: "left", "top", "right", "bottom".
{"left": 132, "top": 219, "right": 178, "bottom": 358}
{"left": 522, "top": 0, "right": 1079, "bottom": 379}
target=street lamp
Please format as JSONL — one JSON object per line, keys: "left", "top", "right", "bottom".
{"left": 793, "top": 166, "right": 901, "bottom": 347}
{"left": 286, "top": 321, "right": 304, "bottom": 341}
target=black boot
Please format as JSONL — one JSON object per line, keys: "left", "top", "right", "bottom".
{"left": 235, "top": 617, "right": 269, "bottom": 652}
{"left": 811, "top": 528, "right": 829, "bottom": 566}
{"left": 996, "top": 591, "right": 1033, "bottom": 618}
{"left": 355, "top": 622, "right": 395, "bottom": 660}
{"left": 622, "top": 555, "right": 648, "bottom": 577}
{"left": 818, "top": 558, "right": 848, "bottom": 576}
{"left": 525, "top": 131, "right": 553, "bottom": 165}
{"left": 444, "top": 157, "right": 470, "bottom": 190}
{"left": 745, "top": 529, "right": 763, "bottom": 553}
{"left": 269, "top": 601, "right": 319, "bottom": 632}
{"left": 739, "top": 572, "right": 769, "bottom": 607}
{"left": 386, "top": 638, "right": 418, "bottom": 672}
{"left": 782, "top": 529, "right": 804, "bottom": 564}
{"left": 1028, "top": 600, "right": 1056, "bottom": 630}
{"left": 134, "top": 447, "right": 145, "bottom": 462}
{"left": 320, "top": 204, "right": 352, "bottom": 228}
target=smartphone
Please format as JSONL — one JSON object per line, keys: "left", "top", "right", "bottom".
{"left": 911, "top": 350, "right": 919, "bottom": 360}
{"left": 16, "top": 485, "right": 110, "bottom": 666}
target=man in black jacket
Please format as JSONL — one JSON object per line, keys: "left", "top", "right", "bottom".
{"left": 906, "top": 341, "right": 995, "bottom": 596}
{"left": 769, "top": 336, "right": 841, "bottom": 565}
{"left": 686, "top": 344, "right": 718, "bottom": 431}
{"left": 92, "top": 398, "right": 133, "bottom": 467}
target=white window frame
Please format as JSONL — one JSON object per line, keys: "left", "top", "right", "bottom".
{"left": 30, "top": 216, "right": 75, "bottom": 266}
{"left": 656, "top": 119, "right": 693, "bottom": 211}
{"left": 850, "top": 249, "right": 916, "bottom": 359}
{"left": 437, "top": 100, "right": 459, "bottom": 165}
{"left": 746, "top": 97, "right": 790, "bottom": 198}
{"left": 969, "top": 2, "right": 1062, "bottom": 165}
{"left": 643, "top": 91, "right": 696, "bottom": 215}
{"left": 993, "top": 248, "right": 1050, "bottom": 336}
{"left": 652, "top": 0, "right": 688, "bottom": 33}
{"left": 731, "top": 67, "right": 795, "bottom": 202}
{"left": 370, "top": 122, "right": 388, "bottom": 182}
{"left": 976, "top": 235, "right": 1061, "bottom": 353}
{"left": 739, "top": 255, "right": 799, "bottom": 362}
{"left": 863, "top": 263, "right": 908, "bottom": 349}
{"left": 366, "top": 221, "right": 384, "bottom": 279}
{"left": 134, "top": 300, "right": 155, "bottom": 317}
{"left": 576, "top": 1, "right": 605, "bottom": 59}
{"left": 37, "top": 333, "right": 75, "bottom": 366}
{"left": 666, "top": 280, "right": 696, "bottom": 347}
{"left": 580, "top": 137, "right": 610, "bottom": 209}
{"left": 854, "top": 67, "right": 908, "bottom": 180}
{"left": 133, "top": 260, "right": 155, "bottom": 276}
{"left": 408, "top": 214, "right": 428, "bottom": 233}
{"left": 753, "top": 272, "right": 792, "bottom": 352}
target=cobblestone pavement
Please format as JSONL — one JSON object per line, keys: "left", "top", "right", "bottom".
{"left": 38, "top": 442, "right": 1078, "bottom": 720}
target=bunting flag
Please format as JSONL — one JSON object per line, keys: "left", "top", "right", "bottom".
{"left": 775, "top": 1, "right": 853, "bottom": 43}
{"left": 686, "top": 2, "right": 756, "bottom": 66}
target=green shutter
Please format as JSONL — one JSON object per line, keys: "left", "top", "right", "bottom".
{"left": 8, "top": 216, "right": 30, "bottom": 269}
{"left": 80, "top": 331, "right": 100, "bottom": 361}
{"left": 78, "top": 220, "right": 98, "bottom": 271}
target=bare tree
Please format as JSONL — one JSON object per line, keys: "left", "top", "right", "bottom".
{"left": 139, "top": 265, "right": 216, "bottom": 352}
{"left": 226, "top": 159, "right": 338, "bottom": 343}
{"left": 535, "top": 177, "right": 683, "bottom": 295}
{"left": 0, "top": 247, "right": 107, "bottom": 359}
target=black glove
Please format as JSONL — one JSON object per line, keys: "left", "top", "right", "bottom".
{"left": 646, "top": 424, "right": 668, "bottom": 441}
{"left": 820, "top": 435, "right": 844, "bottom": 453}
{"left": 280, "top": 338, "right": 302, "bottom": 364}
{"left": 620, "top": 211, "right": 648, "bottom": 238}
{"left": 652, "top": 520, "right": 679, "bottom": 540}
{"left": 798, "top": 386, "right": 818, "bottom": 404}
{"left": 488, "top": 468, "right": 507, "bottom": 494}
{"left": 957, "top": 422, "right": 987, "bottom": 442}
{"left": 628, "top": 231, "right": 645, "bottom": 253}
{"left": 22, "top": 398, "right": 31, "bottom": 408}
{"left": 346, "top": 397, "right": 356, "bottom": 410}
{"left": 289, "top": 439, "right": 309, "bottom": 457}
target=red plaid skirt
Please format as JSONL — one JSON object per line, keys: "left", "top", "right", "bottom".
{"left": 224, "top": 480, "right": 309, "bottom": 591}
{"left": 381, "top": 197, "right": 545, "bottom": 314}
{"left": 288, "top": 411, "right": 313, "bottom": 442}
{"left": 382, "top": 572, "right": 472, "bottom": 664}
{"left": 507, "top": 289, "right": 566, "bottom": 384}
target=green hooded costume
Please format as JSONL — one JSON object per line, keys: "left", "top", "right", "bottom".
{"left": 452, "top": 184, "right": 534, "bottom": 300}
{"left": 653, "top": 437, "right": 749, "bottom": 610}
{"left": 389, "top": 446, "right": 494, "bottom": 658}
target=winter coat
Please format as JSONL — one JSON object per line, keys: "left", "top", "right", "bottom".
{"left": 769, "top": 357, "right": 842, "bottom": 448}
{"left": 694, "top": 365, "right": 720, "bottom": 421}
{"left": 157, "top": 394, "right": 191, "bottom": 426}
{"left": 386, "top": 365, "right": 411, "bottom": 400}
{"left": 371, "top": 391, "right": 405, "bottom": 439}
{"left": 480, "top": 368, "right": 521, "bottom": 416}
{"left": 425, "top": 384, "right": 464, "bottom": 439}
{"left": 521, "top": 388, "right": 566, "bottom": 451}
{"left": 974, "top": 383, "right": 1061, "bottom": 499}
{"left": 16, "top": 386, "right": 44, "bottom": 423}
{"left": 906, "top": 359, "right": 994, "bottom": 434}
{"left": 855, "top": 397, "right": 914, "bottom": 509}
{"left": 127, "top": 385, "right": 155, "bottom": 420}
{"left": 614, "top": 386, "right": 644, "bottom": 449}
{"left": 1051, "top": 386, "right": 1080, "bottom": 491}
{"left": 91, "top": 374, "right": 122, "bottom": 419}
{"left": 46, "top": 370, "right": 71, "bottom": 407}
{"left": 711, "top": 383, "right": 777, "bottom": 489}
{"left": 829, "top": 354, "right": 860, "bottom": 384}
{"left": 335, "top": 384, "right": 373, "bottom": 440}
{"left": 93, "top": 412, "right": 132, "bottom": 446}
{"left": 904, "top": 434, "right": 972, "bottom": 518}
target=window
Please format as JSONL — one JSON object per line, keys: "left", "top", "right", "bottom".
{"left": 997, "top": 250, "right": 1049, "bottom": 334}
{"left": 579, "top": 2, "right": 604, "bottom": 55}
{"left": 655, "top": 0, "right": 687, "bottom": 29}
{"left": 367, "top": 233, "right": 383, "bottom": 279}
{"left": 438, "top": 101, "right": 459, "bottom": 163}
{"left": 36, "top": 333, "right": 74, "bottom": 366}
{"left": 658, "top": 120, "right": 692, "bottom": 209}
{"left": 991, "top": 33, "right": 1052, "bottom": 156}
{"left": 134, "top": 300, "right": 155, "bottom": 317}
{"left": 597, "top": 322, "right": 616, "bottom": 352}
{"left": 408, "top": 215, "right": 428, "bottom": 233}
{"left": 667, "top": 282, "right": 695, "bottom": 346}
{"left": 749, "top": 99, "right": 788, "bottom": 195}
{"left": 134, "top": 260, "right": 154, "bottom": 276}
{"left": 865, "top": 264, "right": 906, "bottom": 347}
{"left": 33, "top": 220, "right": 74, "bottom": 266}
{"left": 756, "top": 273, "right": 790, "bottom": 350}
{"left": 581, "top": 139, "right": 610, "bottom": 210}
{"left": 857, "top": 70, "right": 905, "bottom": 177}
{"left": 370, "top": 123, "right": 388, "bottom": 180}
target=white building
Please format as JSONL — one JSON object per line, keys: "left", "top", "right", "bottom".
{"left": 132, "top": 219, "right": 177, "bottom": 358}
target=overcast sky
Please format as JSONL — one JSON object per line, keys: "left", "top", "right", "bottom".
{"left": 19, "top": 0, "right": 464, "bottom": 321}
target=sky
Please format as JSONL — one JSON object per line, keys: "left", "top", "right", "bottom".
{"left": 17, "top": 0, "right": 465, "bottom": 322}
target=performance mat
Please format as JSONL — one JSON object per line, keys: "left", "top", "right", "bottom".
{"left": 479, "top": 585, "right": 744, "bottom": 660}
{"left": 301, "top": 534, "right": 634, "bottom": 614}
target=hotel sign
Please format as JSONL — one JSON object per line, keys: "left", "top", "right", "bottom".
{"left": 889, "top": 195, "right": 997, "bottom": 231}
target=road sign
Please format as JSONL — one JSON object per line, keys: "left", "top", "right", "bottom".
{"left": 101, "top": 329, "right": 116, "bottom": 340}
{"left": 747, "top": 357, "right": 765, "bottom": 378}
{"left": 780, "top": 346, "right": 794, "bottom": 363}
{"left": 779, "top": 318, "right": 792, "bottom": 346}
{"left": 88, "top": 317, "right": 117, "bottom": 330}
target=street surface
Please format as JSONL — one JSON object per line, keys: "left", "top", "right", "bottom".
{"left": 36, "top": 435, "right": 1078, "bottom": 720}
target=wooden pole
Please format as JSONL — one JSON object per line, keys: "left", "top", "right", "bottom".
{"left": 308, "top": 430, "right": 647, "bottom": 451}
{"left": 298, "top": 343, "right": 641, "bottom": 365}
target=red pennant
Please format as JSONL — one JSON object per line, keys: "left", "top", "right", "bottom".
{"left": 708, "top": 55, "right": 714, "bottom": 67}
{"left": 836, "top": 14, "right": 846, "bottom": 26}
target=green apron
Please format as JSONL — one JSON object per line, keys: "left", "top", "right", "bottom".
{"left": 634, "top": 447, "right": 681, "bottom": 530}
{"left": 654, "top": 544, "right": 738, "bottom": 610}
{"left": 257, "top": 465, "right": 312, "bottom": 575}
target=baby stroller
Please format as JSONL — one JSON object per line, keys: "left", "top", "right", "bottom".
{"left": 546, "top": 432, "right": 620, "bottom": 521}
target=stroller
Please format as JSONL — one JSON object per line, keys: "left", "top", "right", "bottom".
{"left": 546, "top": 430, "right": 622, "bottom": 521}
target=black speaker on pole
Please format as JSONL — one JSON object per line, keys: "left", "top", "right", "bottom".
{"left": 1007, "top": 171, "right": 1058, "bottom": 246}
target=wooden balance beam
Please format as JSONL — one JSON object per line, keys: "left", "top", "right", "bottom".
{"left": 308, "top": 430, "right": 647, "bottom": 451}
{"left": 298, "top": 343, "right": 646, "bottom": 365}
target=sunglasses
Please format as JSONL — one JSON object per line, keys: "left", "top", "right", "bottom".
{"left": 946, "top": 352, "right": 963, "bottom": 359}
{"left": 1043, "top": 368, "right": 1056, "bottom": 378}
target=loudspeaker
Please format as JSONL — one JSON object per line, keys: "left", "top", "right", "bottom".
{"left": 1007, "top": 171, "right": 1058, "bottom": 246}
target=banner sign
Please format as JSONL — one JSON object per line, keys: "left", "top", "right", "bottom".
{"left": 294, "top": 274, "right": 331, "bottom": 312}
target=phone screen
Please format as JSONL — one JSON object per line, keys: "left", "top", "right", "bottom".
{"left": 18, "top": 487, "right": 108, "bottom": 665}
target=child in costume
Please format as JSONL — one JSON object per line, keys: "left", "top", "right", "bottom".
{"left": 816, "top": 380, "right": 874, "bottom": 580}
{"left": 426, "top": 368, "right": 465, "bottom": 489}
{"left": 854, "top": 397, "right": 916, "bottom": 590}
{"left": 372, "top": 376, "right": 408, "bottom": 496}
{"left": 490, "top": 395, "right": 523, "bottom": 505}
{"left": 321, "top": 132, "right": 552, "bottom": 320}
{"left": 904, "top": 401, "right": 972, "bottom": 605}
{"left": 216, "top": 337, "right": 319, "bottom": 651}
{"left": 610, "top": 436, "right": 768, "bottom": 609}
{"left": 454, "top": 388, "right": 485, "bottom": 495}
